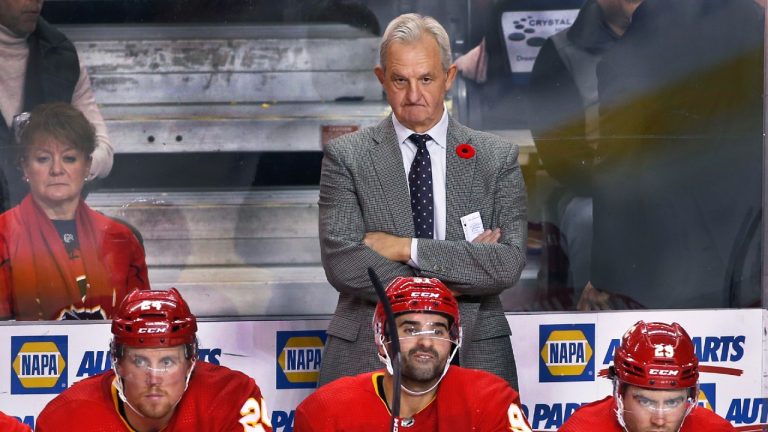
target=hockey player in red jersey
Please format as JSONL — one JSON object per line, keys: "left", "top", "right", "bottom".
{"left": 295, "top": 276, "right": 532, "bottom": 431}
{"left": 0, "top": 412, "right": 31, "bottom": 432}
{"left": 36, "top": 288, "right": 272, "bottom": 432}
{"left": 560, "top": 320, "right": 735, "bottom": 432}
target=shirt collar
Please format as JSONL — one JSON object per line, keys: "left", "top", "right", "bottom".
{"left": 0, "top": 23, "right": 28, "bottom": 45}
{"left": 392, "top": 107, "right": 449, "bottom": 150}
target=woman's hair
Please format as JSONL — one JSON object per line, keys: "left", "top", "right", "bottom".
{"left": 17, "top": 103, "right": 96, "bottom": 164}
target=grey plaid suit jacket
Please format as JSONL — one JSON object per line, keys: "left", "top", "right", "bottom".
{"left": 318, "top": 114, "right": 527, "bottom": 388}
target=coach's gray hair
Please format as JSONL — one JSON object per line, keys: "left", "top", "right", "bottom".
{"left": 379, "top": 13, "right": 452, "bottom": 72}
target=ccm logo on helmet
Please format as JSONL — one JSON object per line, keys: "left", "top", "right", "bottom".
{"left": 648, "top": 369, "right": 679, "bottom": 376}
{"left": 411, "top": 292, "right": 440, "bottom": 298}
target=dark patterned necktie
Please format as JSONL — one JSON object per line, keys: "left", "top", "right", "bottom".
{"left": 408, "top": 133, "right": 434, "bottom": 239}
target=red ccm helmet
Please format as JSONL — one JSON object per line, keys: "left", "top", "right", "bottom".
{"left": 111, "top": 288, "right": 197, "bottom": 359}
{"left": 373, "top": 276, "right": 462, "bottom": 347}
{"left": 613, "top": 321, "right": 699, "bottom": 390}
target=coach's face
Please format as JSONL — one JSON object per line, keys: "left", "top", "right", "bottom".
{"left": 392, "top": 312, "right": 454, "bottom": 390}
{"left": 622, "top": 386, "right": 690, "bottom": 432}
{"left": 117, "top": 346, "right": 193, "bottom": 426}
{"left": 0, "top": 0, "right": 42, "bottom": 37}
{"left": 375, "top": 35, "right": 457, "bottom": 133}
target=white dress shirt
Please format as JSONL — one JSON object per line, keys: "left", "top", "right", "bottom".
{"left": 392, "top": 108, "right": 449, "bottom": 268}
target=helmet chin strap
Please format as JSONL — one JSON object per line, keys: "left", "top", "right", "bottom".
{"left": 613, "top": 379, "right": 630, "bottom": 432}
{"left": 377, "top": 334, "right": 461, "bottom": 397}
{"left": 678, "top": 385, "right": 699, "bottom": 432}
{"left": 112, "top": 358, "right": 197, "bottom": 419}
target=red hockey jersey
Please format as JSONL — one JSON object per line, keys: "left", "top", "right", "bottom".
{"left": 559, "top": 396, "right": 735, "bottom": 432}
{"left": 0, "top": 412, "right": 31, "bottom": 432}
{"left": 295, "top": 366, "right": 531, "bottom": 432}
{"left": 36, "top": 361, "right": 272, "bottom": 432}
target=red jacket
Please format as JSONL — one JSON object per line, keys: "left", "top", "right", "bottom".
{"left": 0, "top": 197, "right": 149, "bottom": 320}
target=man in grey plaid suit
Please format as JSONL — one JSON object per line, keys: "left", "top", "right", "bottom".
{"left": 318, "top": 13, "right": 527, "bottom": 388}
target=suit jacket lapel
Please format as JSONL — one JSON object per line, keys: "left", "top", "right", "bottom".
{"left": 445, "top": 117, "right": 476, "bottom": 240}
{"left": 370, "top": 116, "right": 414, "bottom": 236}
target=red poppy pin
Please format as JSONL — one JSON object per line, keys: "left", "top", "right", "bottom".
{"left": 456, "top": 143, "right": 475, "bottom": 159}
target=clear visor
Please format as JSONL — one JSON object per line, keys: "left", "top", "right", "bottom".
{"left": 396, "top": 329, "right": 455, "bottom": 344}
{"left": 124, "top": 352, "right": 184, "bottom": 376}
{"left": 392, "top": 323, "right": 457, "bottom": 345}
{"left": 630, "top": 393, "right": 693, "bottom": 415}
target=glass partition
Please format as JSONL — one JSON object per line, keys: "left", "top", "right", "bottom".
{"left": 2, "top": 0, "right": 761, "bottom": 318}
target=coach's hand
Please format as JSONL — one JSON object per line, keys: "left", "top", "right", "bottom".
{"left": 471, "top": 228, "right": 501, "bottom": 244}
{"left": 364, "top": 232, "right": 411, "bottom": 263}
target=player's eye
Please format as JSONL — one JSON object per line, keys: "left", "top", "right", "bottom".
{"left": 664, "top": 398, "right": 684, "bottom": 408}
{"left": 636, "top": 396, "right": 654, "bottom": 408}
{"left": 132, "top": 357, "right": 148, "bottom": 368}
